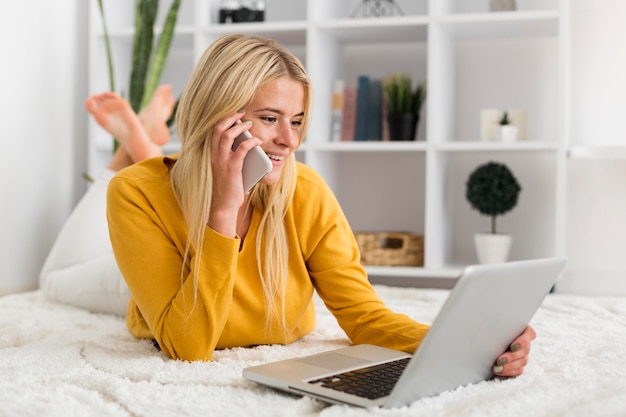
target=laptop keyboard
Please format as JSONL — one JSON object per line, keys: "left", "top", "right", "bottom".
{"left": 308, "top": 357, "right": 410, "bottom": 400}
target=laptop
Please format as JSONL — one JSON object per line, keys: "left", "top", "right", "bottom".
{"left": 243, "top": 257, "right": 566, "bottom": 408}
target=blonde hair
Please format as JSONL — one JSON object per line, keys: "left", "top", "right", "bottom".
{"left": 171, "top": 34, "right": 311, "bottom": 338}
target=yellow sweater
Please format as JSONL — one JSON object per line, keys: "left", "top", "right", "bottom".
{"left": 107, "top": 156, "right": 429, "bottom": 361}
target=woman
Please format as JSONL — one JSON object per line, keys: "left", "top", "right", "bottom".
{"left": 39, "top": 85, "right": 175, "bottom": 315}
{"left": 107, "top": 34, "right": 535, "bottom": 374}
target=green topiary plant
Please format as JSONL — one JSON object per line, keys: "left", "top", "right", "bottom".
{"left": 498, "top": 111, "right": 511, "bottom": 125}
{"left": 465, "top": 161, "right": 521, "bottom": 234}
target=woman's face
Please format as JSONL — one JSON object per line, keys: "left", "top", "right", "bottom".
{"left": 245, "top": 77, "right": 305, "bottom": 186}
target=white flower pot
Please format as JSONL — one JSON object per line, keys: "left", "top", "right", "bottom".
{"left": 494, "top": 125, "right": 518, "bottom": 143}
{"left": 474, "top": 233, "right": 512, "bottom": 264}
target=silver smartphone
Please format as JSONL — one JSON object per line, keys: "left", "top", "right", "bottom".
{"left": 231, "top": 120, "right": 273, "bottom": 193}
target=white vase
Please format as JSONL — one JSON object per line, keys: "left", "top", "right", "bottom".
{"left": 474, "top": 233, "right": 512, "bottom": 264}
{"left": 494, "top": 125, "right": 518, "bottom": 143}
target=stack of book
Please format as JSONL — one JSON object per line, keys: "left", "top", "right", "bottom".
{"left": 330, "top": 75, "right": 389, "bottom": 142}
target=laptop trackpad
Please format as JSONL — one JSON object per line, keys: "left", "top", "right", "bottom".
{"left": 296, "top": 352, "right": 371, "bottom": 371}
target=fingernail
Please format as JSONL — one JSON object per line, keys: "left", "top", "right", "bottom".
{"left": 511, "top": 343, "right": 521, "bottom": 352}
{"left": 493, "top": 365, "right": 504, "bottom": 374}
{"left": 497, "top": 357, "right": 508, "bottom": 366}
{"left": 244, "top": 120, "right": 252, "bottom": 125}
{"left": 237, "top": 108, "right": 245, "bottom": 113}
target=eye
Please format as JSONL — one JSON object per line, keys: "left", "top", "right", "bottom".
{"left": 292, "top": 120, "right": 303, "bottom": 128}
{"left": 260, "top": 116, "right": 277, "bottom": 123}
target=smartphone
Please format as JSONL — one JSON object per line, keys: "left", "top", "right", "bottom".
{"left": 231, "top": 120, "right": 273, "bottom": 193}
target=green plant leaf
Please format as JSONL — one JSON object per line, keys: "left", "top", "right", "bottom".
{"left": 384, "top": 73, "right": 426, "bottom": 114}
{"left": 129, "top": 0, "right": 158, "bottom": 113}
{"left": 141, "top": 0, "right": 181, "bottom": 109}
{"left": 96, "top": 0, "right": 120, "bottom": 151}
{"left": 499, "top": 111, "right": 511, "bottom": 125}
{"left": 97, "top": 0, "right": 116, "bottom": 93}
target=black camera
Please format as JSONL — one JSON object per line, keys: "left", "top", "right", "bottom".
{"left": 219, "top": 0, "right": 265, "bottom": 24}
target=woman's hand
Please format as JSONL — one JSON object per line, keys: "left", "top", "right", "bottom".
{"left": 208, "top": 111, "right": 262, "bottom": 237}
{"left": 492, "top": 325, "right": 536, "bottom": 377}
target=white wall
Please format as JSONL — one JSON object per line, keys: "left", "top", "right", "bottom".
{"left": 0, "top": 1, "right": 88, "bottom": 293}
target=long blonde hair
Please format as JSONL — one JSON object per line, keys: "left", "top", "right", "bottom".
{"left": 171, "top": 34, "right": 311, "bottom": 337}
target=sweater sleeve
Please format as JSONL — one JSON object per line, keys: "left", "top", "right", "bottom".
{"left": 107, "top": 173, "right": 240, "bottom": 361}
{"left": 294, "top": 168, "right": 430, "bottom": 354}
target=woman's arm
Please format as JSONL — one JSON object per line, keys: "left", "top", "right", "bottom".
{"left": 293, "top": 168, "right": 430, "bottom": 353}
{"left": 299, "top": 170, "right": 535, "bottom": 372}
{"left": 107, "top": 171, "right": 240, "bottom": 361}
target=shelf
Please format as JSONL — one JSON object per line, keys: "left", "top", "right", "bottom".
{"left": 438, "top": 11, "right": 560, "bottom": 39}
{"left": 434, "top": 141, "right": 559, "bottom": 152}
{"left": 88, "top": 0, "right": 568, "bottom": 287}
{"left": 205, "top": 21, "right": 308, "bottom": 45}
{"left": 316, "top": 16, "right": 428, "bottom": 43}
{"left": 315, "top": 141, "right": 427, "bottom": 152}
{"left": 97, "top": 25, "right": 197, "bottom": 37}
{"left": 568, "top": 146, "right": 626, "bottom": 160}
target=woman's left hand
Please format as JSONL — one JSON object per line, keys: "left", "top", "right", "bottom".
{"left": 492, "top": 325, "right": 536, "bottom": 377}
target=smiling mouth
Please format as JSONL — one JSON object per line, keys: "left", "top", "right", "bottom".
{"left": 266, "top": 153, "right": 285, "bottom": 161}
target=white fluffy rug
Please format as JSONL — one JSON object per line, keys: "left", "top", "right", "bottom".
{"left": 2, "top": 285, "right": 626, "bottom": 417}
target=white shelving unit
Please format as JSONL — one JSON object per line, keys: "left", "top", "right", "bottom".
{"left": 88, "top": 0, "right": 569, "bottom": 287}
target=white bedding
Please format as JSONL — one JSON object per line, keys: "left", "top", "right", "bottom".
{"left": 1, "top": 285, "right": 626, "bottom": 417}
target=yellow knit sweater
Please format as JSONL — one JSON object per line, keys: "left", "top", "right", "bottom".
{"left": 107, "top": 156, "right": 429, "bottom": 361}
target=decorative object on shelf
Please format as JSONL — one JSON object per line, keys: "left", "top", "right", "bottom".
{"left": 355, "top": 232, "right": 423, "bottom": 267}
{"left": 218, "top": 0, "right": 265, "bottom": 24}
{"left": 351, "top": 0, "right": 404, "bottom": 18}
{"left": 354, "top": 75, "right": 384, "bottom": 141}
{"left": 493, "top": 111, "right": 519, "bottom": 143}
{"left": 489, "top": 0, "right": 516, "bottom": 12}
{"left": 330, "top": 79, "right": 345, "bottom": 142}
{"left": 480, "top": 108, "right": 526, "bottom": 142}
{"left": 466, "top": 161, "right": 521, "bottom": 264}
{"left": 96, "top": 0, "right": 181, "bottom": 151}
{"left": 383, "top": 73, "right": 426, "bottom": 141}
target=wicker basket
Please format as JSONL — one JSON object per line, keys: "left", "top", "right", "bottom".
{"left": 355, "top": 232, "right": 424, "bottom": 267}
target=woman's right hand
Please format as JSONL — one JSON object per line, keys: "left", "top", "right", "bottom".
{"left": 207, "top": 111, "right": 262, "bottom": 237}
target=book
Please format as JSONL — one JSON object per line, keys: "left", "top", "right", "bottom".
{"left": 330, "top": 80, "right": 344, "bottom": 142}
{"left": 354, "top": 75, "right": 370, "bottom": 141}
{"left": 365, "top": 78, "right": 382, "bottom": 141}
{"left": 341, "top": 87, "right": 357, "bottom": 141}
{"left": 381, "top": 80, "right": 390, "bottom": 141}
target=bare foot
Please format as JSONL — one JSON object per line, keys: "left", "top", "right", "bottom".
{"left": 138, "top": 84, "right": 176, "bottom": 146}
{"left": 85, "top": 92, "right": 162, "bottom": 163}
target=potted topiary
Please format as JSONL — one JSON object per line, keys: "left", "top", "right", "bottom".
{"left": 465, "top": 161, "right": 521, "bottom": 264}
{"left": 493, "top": 110, "right": 518, "bottom": 142}
{"left": 383, "top": 73, "right": 426, "bottom": 141}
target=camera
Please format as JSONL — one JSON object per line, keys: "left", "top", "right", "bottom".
{"left": 219, "top": 0, "right": 265, "bottom": 24}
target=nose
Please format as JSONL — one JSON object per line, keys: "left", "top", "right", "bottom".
{"left": 275, "top": 120, "right": 299, "bottom": 149}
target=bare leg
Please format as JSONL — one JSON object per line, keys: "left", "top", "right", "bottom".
{"left": 107, "top": 147, "right": 134, "bottom": 172}
{"left": 85, "top": 92, "right": 162, "bottom": 167}
{"left": 41, "top": 88, "right": 176, "bottom": 315}
{"left": 138, "top": 84, "right": 176, "bottom": 146}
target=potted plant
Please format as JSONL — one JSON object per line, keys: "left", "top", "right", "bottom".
{"left": 383, "top": 73, "right": 426, "bottom": 141}
{"left": 465, "top": 161, "right": 521, "bottom": 264}
{"left": 493, "top": 110, "right": 518, "bottom": 142}
{"left": 97, "top": 0, "right": 181, "bottom": 150}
